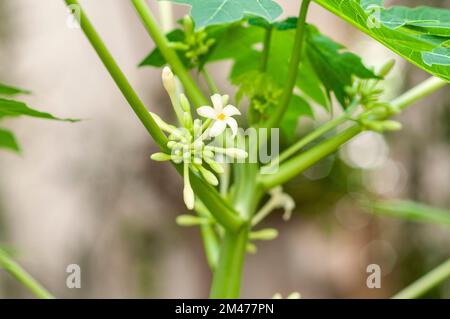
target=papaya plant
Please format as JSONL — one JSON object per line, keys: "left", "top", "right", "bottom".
{"left": 1, "top": 0, "right": 449, "bottom": 299}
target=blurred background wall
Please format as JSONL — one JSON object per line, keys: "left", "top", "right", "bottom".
{"left": 0, "top": 0, "right": 449, "bottom": 298}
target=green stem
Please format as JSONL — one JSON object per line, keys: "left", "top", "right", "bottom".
{"left": 130, "top": 0, "right": 208, "bottom": 108}
{"left": 202, "top": 68, "right": 219, "bottom": 94}
{"left": 0, "top": 250, "right": 54, "bottom": 299}
{"left": 209, "top": 227, "right": 249, "bottom": 298}
{"left": 63, "top": 0, "right": 244, "bottom": 233}
{"left": 195, "top": 201, "right": 220, "bottom": 270}
{"left": 259, "top": 125, "right": 361, "bottom": 189}
{"left": 260, "top": 26, "right": 273, "bottom": 72}
{"left": 266, "top": 0, "right": 311, "bottom": 129}
{"left": 391, "top": 76, "right": 447, "bottom": 110}
{"left": 274, "top": 98, "right": 360, "bottom": 164}
{"left": 259, "top": 76, "right": 448, "bottom": 189}
{"left": 392, "top": 258, "right": 450, "bottom": 299}
{"left": 210, "top": 164, "right": 261, "bottom": 298}
{"left": 64, "top": 0, "right": 168, "bottom": 150}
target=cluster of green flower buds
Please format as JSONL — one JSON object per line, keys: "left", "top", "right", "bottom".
{"left": 151, "top": 67, "right": 247, "bottom": 210}
{"left": 347, "top": 59, "right": 403, "bottom": 133}
{"left": 168, "top": 16, "right": 215, "bottom": 65}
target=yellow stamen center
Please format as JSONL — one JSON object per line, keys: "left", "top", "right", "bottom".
{"left": 217, "top": 113, "right": 226, "bottom": 121}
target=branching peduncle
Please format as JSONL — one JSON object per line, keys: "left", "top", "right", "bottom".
{"left": 266, "top": 0, "right": 311, "bottom": 129}
{"left": 259, "top": 76, "right": 448, "bottom": 189}
{"left": 272, "top": 98, "right": 360, "bottom": 165}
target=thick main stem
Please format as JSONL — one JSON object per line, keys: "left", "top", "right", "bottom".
{"left": 130, "top": 0, "right": 208, "bottom": 108}
{"left": 392, "top": 258, "right": 450, "bottom": 299}
{"left": 210, "top": 164, "right": 261, "bottom": 298}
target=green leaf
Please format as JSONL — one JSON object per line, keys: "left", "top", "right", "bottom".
{"left": 163, "top": 0, "right": 283, "bottom": 29}
{"left": 0, "top": 98, "right": 78, "bottom": 122}
{"left": 312, "top": 0, "right": 450, "bottom": 81}
{"left": 249, "top": 17, "right": 298, "bottom": 31}
{"left": 0, "top": 83, "right": 30, "bottom": 96}
{"left": 379, "top": 6, "right": 450, "bottom": 37}
{"left": 422, "top": 47, "right": 450, "bottom": 67}
{"left": 305, "top": 25, "right": 378, "bottom": 106}
{"left": 0, "top": 128, "right": 20, "bottom": 152}
{"left": 365, "top": 200, "right": 450, "bottom": 227}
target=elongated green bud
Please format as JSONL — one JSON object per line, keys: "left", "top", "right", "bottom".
{"left": 250, "top": 228, "right": 279, "bottom": 241}
{"left": 179, "top": 93, "right": 191, "bottom": 113}
{"left": 198, "top": 165, "right": 219, "bottom": 186}
{"left": 183, "top": 163, "right": 195, "bottom": 210}
{"left": 176, "top": 215, "right": 211, "bottom": 227}
{"left": 150, "top": 152, "right": 172, "bottom": 161}
{"left": 168, "top": 41, "right": 189, "bottom": 51}
{"left": 246, "top": 242, "right": 257, "bottom": 254}
{"left": 377, "top": 59, "right": 396, "bottom": 78}
{"left": 162, "top": 66, "right": 176, "bottom": 97}
{"left": 382, "top": 120, "right": 402, "bottom": 131}
{"left": 224, "top": 148, "right": 248, "bottom": 159}
{"left": 205, "top": 159, "right": 225, "bottom": 175}
{"left": 183, "top": 15, "right": 195, "bottom": 33}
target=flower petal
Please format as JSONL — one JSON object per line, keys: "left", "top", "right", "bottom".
{"left": 225, "top": 117, "right": 238, "bottom": 137}
{"left": 211, "top": 94, "right": 223, "bottom": 112}
{"left": 197, "top": 106, "right": 216, "bottom": 119}
{"left": 209, "top": 120, "right": 227, "bottom": 137}
{"left": 223, "top": 105, "right": 241, "bottom": 117}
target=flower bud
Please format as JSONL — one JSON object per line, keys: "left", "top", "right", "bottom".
{"left": 224, "top": 148, "right": 248, "bottom": 159}
{"left": 198, "top": 166, "right": 219, "bottom": 186}
{"left": 183, "top": 184, "right": 195, "bottom": 210}
{"left": 176, "top": 215, "right": 210, "bottom": 227}
{"left": 162, "top": 66, "right": 176, "bottom": 97}
{"left": 381, "top": 120, "right": 402, "bottom": 131}
{"left": 179, "top": 93, "right": 191, "bottom": 113}
{"left": 150, "top": 152, "right": 172, "bottom": 162}
{"left": 246, "top": 242, "right": 257, "bottom": 254}
{"left": 250, "top": 228, "right": 279, "bottom": 241}
{"left": 205, "top": 159, "right": 225, "bottom": 175}
{"left": 377, "top": 59, "right": 396, "bottom": 78}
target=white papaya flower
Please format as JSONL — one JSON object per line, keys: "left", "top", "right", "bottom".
{"left": 197, "top": 94, "right": 241, "bottom": 137}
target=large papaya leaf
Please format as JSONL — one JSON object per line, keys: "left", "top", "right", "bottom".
{"left": 313, "top": 0, "right": 450, "bottom": 82}
{"left": 161, "top": 0, "right": 283, "bottom": 29}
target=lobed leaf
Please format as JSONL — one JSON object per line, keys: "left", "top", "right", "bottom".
{"left": 312, "top": 0, "right": 450, "bottom": 81}
{"left": 162, "top": 0, "right": 283, "bottom": 29}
